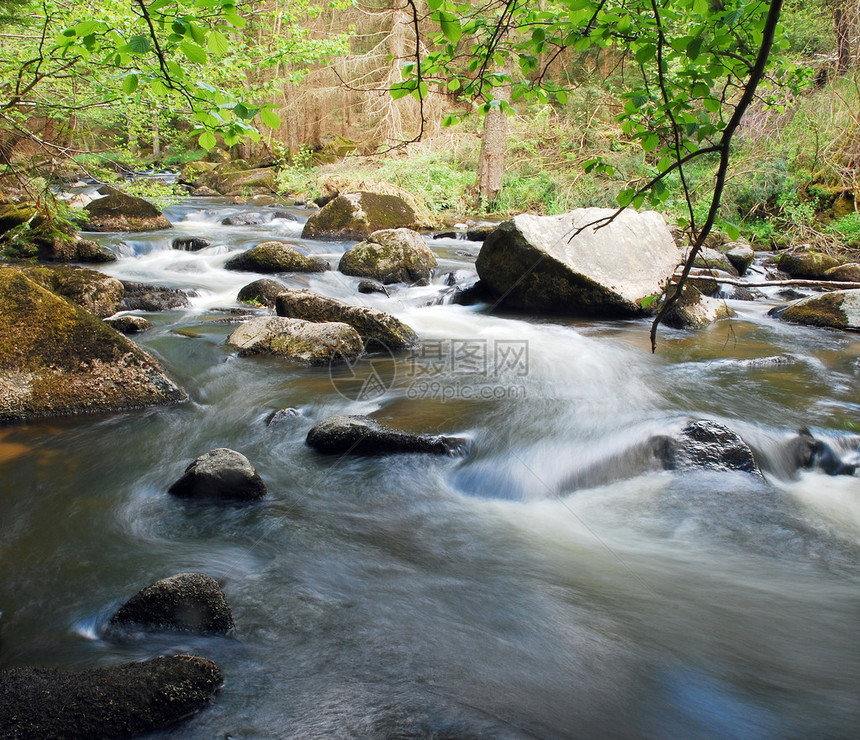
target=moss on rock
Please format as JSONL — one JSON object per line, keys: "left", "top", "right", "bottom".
{"left": 225, "top": 241, "right": 329, "bottom": 273}
{"left": 83, "top": 187, "right": 172, "bottom": 232}
{"left": 302, "top": 192, "right": 417, "bottom": 241}
{"left": 663, "top": 285, "right": 735, "bottom": 329}
{"left": 8, "top": 263, "right": 124, "bottom": 318}
{"left": 227, "top": 316, "right": 364, "bottom": 364}
{"left": 338, "top": 228, "right": 436, "bottom": 284}
{"left": 777, "top": 251, "right": 840, "bottom": 279}
{"left": 773, "top": 289, "right": 860, "bottom": 330}
{"left": 0, "top": 269, "right": 185, "bottom": 422}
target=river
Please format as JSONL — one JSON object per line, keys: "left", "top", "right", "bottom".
{"left": 0, "top": 196, "right": 858, "bottom": 739}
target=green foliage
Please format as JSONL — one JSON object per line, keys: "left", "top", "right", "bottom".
{"left": 828, "top": 212, "right": 860, "bottom": 247}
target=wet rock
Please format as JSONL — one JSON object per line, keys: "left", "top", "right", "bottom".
{"left": 357, "top": 279, "right": 389, "bottom": 295}
{"left": 769, "top": 289, "right": 860, "bottom": 331}
{"left": 109, "top": 573, "right": 234, "bottom": 634}
{"left": 167, "top": 447, "right": 267, "bottom": 501}
{"left": 191, "top": 185, "right": 220, "bottom": 196}
{"left": 225, "top": 241, "right": 329, "bottom": 273}
{"left": 777, "top": 250, "right": 840, "bottom": 279}
{"left": 653, "top": 420, "right": 761, "bottom": 475}
{"left": 338, "top": 228, "right": 437, "bottom": 285}
{"left": 267, "top": 407, "right": 302, "bottom": 424}
{"left": 221, "top": 211, "right": 270, "bottom": 226}
{"left": 725, "top": 241, "right": 755, "bottom": 275}
{"left": 83, "top": 186, "right": 172, "bottom": 232}
{"left": 237, "top": 278, "right": 286, "bottom": 307}
{"left": 736, "top": 354, "right": 798, "bottom": 368}
{"left": 663, "top": 286, "right": 735, "bottom": 329}
{"left": 687, "top": 246, "right": 739, "bottom": 276}
{"left": 823, "top": 262, "right": 860, "bottom": 282}
{"left": 301, "top": 191, "right": 417, "bottom": 241}
{"left": 0, "top": 271, "right": 185, "bottom": 422}
{"left": 716, "top": 284, "right": 762, "bottom": 301}
{"left": 475, "top": 208, "right": 681, "bottom": 316}
{"left": 7, "top": 264, "right": 124, "bottom": 318}
{"left": 121, "top": 281, "right": 191, "bottom": 311}
{"left": 172, "top": 236, "right": 212, "bottom": 251}
{"left": 227, "top": 316, "right": 363, "bottom": 364}
{"left": 105, "top": 315, "right": 153, "bottom": 334}
{"left": 275, "top": 289, "right": 417, "bottom": 349}
{"left": 0, "top": 655, "right": 222, "bottom": 740}
{"left": 306, "top": 415, "right": 468, "bottom": 456}
{"left": 0, "top": 204, "right": 115, "bottom": 262}
{"left": 785, "top": 429, "right": 858, "bottom": 476}
{"left": 271, "top": 210, "right": 298, "bottom": 222}
{"left": 219, "top": 167, "right": 277, "bottom": 197}
{"left": 776, "top": 288, "right": 808, "bottom": 301}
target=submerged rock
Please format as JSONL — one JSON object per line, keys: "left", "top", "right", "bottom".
{"left": 237, "top": 278, "right": 286, "bottom": 307}
{"left": 777, "top": 250, "right": 840, "bottom": 279}
{"left": 302, "top": 192, "right": 417, "bottom": 241}
{"left": 654, "top": 420, "right": 761, "bottom": 475}
{"left": 306, "top": 415, "right": 467, "bottom": 456}
{"left": 172, "top": 236, "right": 212, "bottom": 251}
{"left": 110, "top": 573, "right": 234, "bottom": 634}
{"left": 475, "top": 208, "right": 681, "bottom": 316}
{"left": 267, "top": 407, "right": 302, "bottom": 425}
{"left": 0, "top": 270, "right": 184, "bottom": 422}
{"left": 121, "top": 281, "right": 191, "bottom": 311}
{"left": 83, "top": 186, "right": 172, "bottom": 232}
{"left": 8, "top": 264, "right": 124, "bottom": 318}
{"left": 227, "top": 316, "right": 363, "bottom": 364}
{"left": 663, "top": 286, "right": 735, "bottom": 329}
{"left": 225, "top": 241, "right": 329, "bottom": 273}
{"left": 275, "top": 289, "right": 417, "bottom": 349}
{"left": 167, "top": 447, "right": 267, "bottom": 502}
{"left": 0, "top": 655, "right": 222, "bottom": 740}
{"left": 338, "top": 228, "right": 436, "bottom": 284}
{"left": 770, "top": 289, "right": 860, "bottom": 331}
{"left": 105, "top": 314, "right": 153, "bottom": 334}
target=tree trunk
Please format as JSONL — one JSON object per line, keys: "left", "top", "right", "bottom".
{"left": 835, "top": 5, "right": 851, "bottom": 75}
{"left": 475, "top": 75, "right": 511, "bottom": 207}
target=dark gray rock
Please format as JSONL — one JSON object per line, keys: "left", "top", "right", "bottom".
{"left": 306, "top": 415, "right": 467, "bottom": 456}
{"left": 104, "top": 315, "right": 153, "bottom": 334}
{"left": 237, "top": 278, "right": 286, "bottom": 307}
{"left": 221, "top": 212, "right": 270, "bottom": 226}
{"left": 0, "top": 655, "right": 222, "bottom": 740}
{"left": 267, "top": 407, "right": 302, "bottom": 425}
{"left": 653, "top": 420, "right": 761, "bottom": 475}
{"left": 109, "top": 572, "right": 234, "bottom": 634}
{"left": 167, "top": 448, "right": 267, "bottom": 501}
{"left": 172, "top": 236, "right": 212, "bottom": 251}
{"left": 121, "top": 281, "right": 191, "bottom": 311}
{"left": 357, "top": 280, "right": 389, "bottom": 296}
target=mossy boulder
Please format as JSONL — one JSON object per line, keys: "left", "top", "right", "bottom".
{"left": 225, "top": 241, "right": 329, "bottom": 273}
{"left": 219, "top": 167, "right": 277, "bottom": 196}
{"left": 338, "top": 228, "right": 437, "bottom": 285}
{"left": 777, "top": 251, "right": 840, "bottom": 279}
{"left": 0, "top": 202, "right": 35, "bottom": 234}
{"left": 110, "top": 573, "right": 234, "bottom": 634}
{"left": 8, "top": 264, "right": 124, "bottom": 318}
{"left": 227, "top": 316, "right": 363, "bottom": 364}
{"left": 121, "top": 281, "right": 191, "bottom": 311}
{"left": 83, "top": 187, "right": 172, "bottom": 232}
{"left": 274, "top": 289, "right": 417, "bottom": 349}
{"left": 770, "top": 289, "right": 860, "bottom": 331}
{"left": 302, "top": 192, "right": 417, "bottom": 241}
{"left": 0, "top": 655, "right": 222, "bottom": 740}
{"left": 179, "top": 160, "right": 218, "bottom": 186}
{"left": 823, "top": 263, "right": 860, "bottom": 282}
{"left": 475, "top": 208, "right": 681, "bottom": 316}
{"left": 168, "top": 447, "right": 267, "bottom": 502}
{"left": 306, "top": 415, "right": 467, "bottom": 456}
{"left": 663, "top": 285, "right": 736, "bottom": 329}
{"left": 0, "top": 204, "right": 114, "bottom": 262}
{"left": 0, "top": 270, "right": 185, "bottom": 422}
{"left": 237, "top": 278, "right": 286, "bottom": 307}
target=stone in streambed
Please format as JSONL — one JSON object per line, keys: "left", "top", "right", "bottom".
{"left": 777, "top": 250, "right": 840, "bottom": 279}
{"left": 724, "top": 241, "right": 755, "bottom": 275}
{"left": 167, "top": 447, "right": 267, "bottom": 502}
{"left": 0, "top": 655, "right": 222, "bottom": 740}
{"left": 225, "top": 241, "right": 329, "bottom": 273}
{"left": 339, "top": 228, "right": 436, "bottom": 285}
{"left": 301, "top": 191, "right": 417, "bottom": 241}
{"left": 662, "top": 285, "right": 735, "bottom": 329}
{"left": 769, "top": 289, "right": 860, "bottom": 331}
{"left": 109, "top": 573, "right": 234, "bottom": 634}
{"left": 652, "top": 419, "right": 761, "bottom": 475}
{"left": 237, "top": 278, "right": 287, "bottom": 307}
{"left": 120, "top": 281, "right": 191, "bottom": 311}
{"left": 83, "top": 186, "right": 172, "bottom": 232}
{"left": 104, "top": 314, "right": 153, "bottom": 334}
{"left": 7, "top": 263, "right": 124, "bottom": 318}
{"left": 172, "top": 236, "right": 212, "bottom": 251}
{"left": 824, "top": 263, "right": 860, "bottom": 282}
{"left": 307, "top": 415, "right": 467, "bottom": 456}
{"left": 227, "top": 316, "right": 363, "bottom": 364}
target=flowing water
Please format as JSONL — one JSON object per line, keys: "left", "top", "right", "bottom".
{"left": 1, "top": 197, "right": 859, "bottom": 739}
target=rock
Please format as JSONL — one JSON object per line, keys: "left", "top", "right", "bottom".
{"left": 68, "top": 237, "right": 116, "bottom": 263}
{"left": 225, "top": 241, "right": 329, "bottom": 273}
{"left": 0, "top": 202, "right": 34, "bottom": 234}
{"left": 306, "top": 415, "right": 467, "bottom": 455}
{"left": 109, "top": 573, "right": 234, "bottom": 634}
{"left": 784, "top": 429, "right": 858, "bottom": 476}
{"left": 770, "top": 289, "right": 860, "bottom": 331}
{"left": 724, "top": 241, "right": 755, "bottom": 274}
{"left": 687, "top": 246, "right": 739, "bottom": 276}
{"left": 218, "top": 167, "right": 277, "bottom": 196}
{"left": 776, "top": 288, "right": 808, "bottom": 301}
{"left": 777, "top": 250, "right": 840, "bottom": 278}
{"left": 274, "top": 289, "right": 417, "bottom": 349}
{"left": 237, "top": 278, "right": 286, "bottom": 307}
{"left": 663, "top": 286, "right": 735, "bottom": 329}
{"left": 83, "top": 186, "right": 172, "bottom": 232}
{"left": 267, "top": 407, "right": 302, "bottom": 424}
{"left": 474, "top": 208, "right": 681, "bottom": 316}
{"left": 653, "top": 420, "right": 761, "bottom": 475}
{"left": 8, "top": 264, "right": 124, "bottom": 318}
{"left": 357, "top": 279, "right": 389, "bottom": 295}
{"left": 271, "top": 210, "right": 298, "bottom": 222}
{"left": 0, "top": 204, "right": 115, "bottom": 262}
{"left": 121, "top": 281, "right": 191, "bottom": 311}
{"left": 716, "top": 284, "right": 762, "bottom": 301}
{"left": 179, "top": 160, "right": 218, "bottom": 185}
{"left": 221, "top": 212, "right": 270, "bottom": 226}
{"left": 824, "top": 262, "right": 860, "bottom": 282}
{"left": 105, "top": 315, "right": 153, "bottom": 334}
{"left": 172, "top": 236, "right": 212, "bottom": 251}
{"left": 0, "top": 270, "right": 184, "bottom": 422}
{"left": 301, "top": 192, "right": 417, "bottom": 241}
{"left": 167, "top": 448, "right": 267, "bottom": 501}
{"left": 191, "top": 185, "right": 220, "bottom": 197}
{"left": 338, "top": 228, "right": 437, "bottom": 285}
{"left": 227, "top": 316, "right": 363, "bottom": 364}
{"left": 0, "top": 655, "right": 222, "bottom": 740}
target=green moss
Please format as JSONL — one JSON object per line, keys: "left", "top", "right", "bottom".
{"left": 780, "top": 293, "right": 848, "bottom": 328}
{"left": 302, "top": 192, "right": 417, "bottom": 240}
{"left": 225, "top": 242, "right": 328, "bottom": 273}
{"left": 778, "top": 251, "right": 840, "bottom": 278}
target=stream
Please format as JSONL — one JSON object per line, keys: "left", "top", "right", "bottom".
{"left": 1, "top": 196, "right": 859, "bottom": 739}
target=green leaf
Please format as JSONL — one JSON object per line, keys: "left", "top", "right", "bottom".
{"left": 635, "top": 44, "right": 656, "bottom": 64}
{"left": 149, "top": 0, "right": 173, "bottom": 11}
{"left": 436, "top": 11, "right": 462, "bottom": 45}
{"left": 725, "top": 222, "right": 741, "bottom": 240}
{"left": 74, "top": 21, "right": 101, "bottom": 36}
{"left": 642, "top": 133, "right": 660, "bottom": 152}
{"left": 128, "top": 35, "right": 151, "bottom": 54}
{"left": 555, "top": 90, "right": 568, "bottom": 105}
{"left": 703, "top": 96, "right": 721, "bottom": 113}
{"left": 188, "top": 23, "right": 206, "bottom": 46}
{"left": 617, "top": 188, "right": 635, "bottom": 207}
{"left": 686, "top": 37, "right": 703, "bottom": 61}
{"left": 122, "top": 74, "right": 139, "bottom": 95}
{"left": 260, "top": 108, "right": 281, "bottom": 129}
{"left": 198, "top": 130, "right": 217, "bottom": 150}
{"left": 224, "top": 11, "right": 245, "bottom": 27}
{"left": 181, "top": 42, "right": 208, "bottom": 64}
{"left": 207, "top": 29, "right": 230, "bottom": 56}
